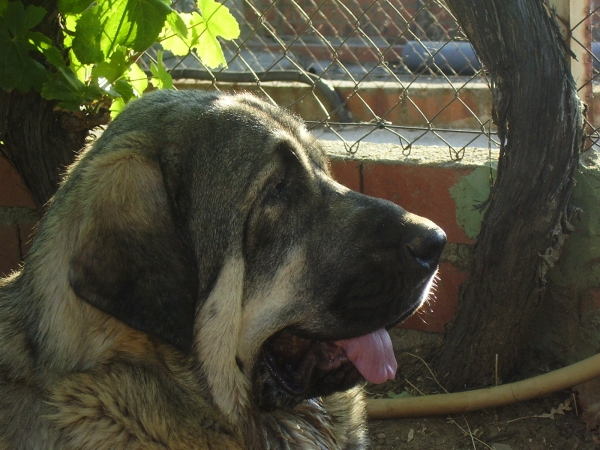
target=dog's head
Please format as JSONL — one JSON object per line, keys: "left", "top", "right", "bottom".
{"left": 61, "top": 90, "right": 445, "bottom": 418}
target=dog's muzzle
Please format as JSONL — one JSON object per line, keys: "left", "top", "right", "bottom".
{"left": 253, "top": 189, "right": 446, "bottom": 411}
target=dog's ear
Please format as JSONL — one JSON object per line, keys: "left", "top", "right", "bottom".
{"left": 68, "top": 140, "right": 197, "bottom": 352}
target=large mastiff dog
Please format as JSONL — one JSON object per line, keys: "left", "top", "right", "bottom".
{"left": 0, "top": 90, "right": 445, "bottom": 449}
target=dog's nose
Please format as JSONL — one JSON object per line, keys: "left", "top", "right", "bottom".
{"left": 406, "top": 227, "right": 446, "bottom": 270}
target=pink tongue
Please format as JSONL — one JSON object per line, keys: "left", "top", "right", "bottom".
{"left": 334, "top": 328, "right": 397, "bottom": 384}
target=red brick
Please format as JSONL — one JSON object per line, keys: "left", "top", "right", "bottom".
{"left": 0, "top": 158, "right": 36, "bottom": 208}
{"left": 0, "top": 224, "right": 21, "bottom": 277}
{"left": 329, "top": 159, "right": 361, "bottom": 192}
{"left": 362, "top": 162, "right": 474, "bottom": 244}
{"left": 401, "top": 262, "right": 466, "bottom": 333}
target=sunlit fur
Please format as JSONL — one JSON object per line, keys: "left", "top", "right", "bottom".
{"left": 0, "top": 90, "right": 443, "bottom": 449}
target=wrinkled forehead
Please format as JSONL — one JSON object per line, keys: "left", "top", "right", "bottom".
{"left": 210, "top": 93, "right": 330, "bottom": 171}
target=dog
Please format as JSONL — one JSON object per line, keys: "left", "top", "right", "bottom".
{"left": 0, "top": 90, "right": 445, "bottom": 449}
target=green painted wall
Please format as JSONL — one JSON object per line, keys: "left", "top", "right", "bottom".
{"left": 450, "top": 162, "right": 496, "bottom": 240}
{"left": 451, "top": 161, "right": 600, "bottom": 363}
{"left": 451, "top": 162, "right": 600, "bottom": 291}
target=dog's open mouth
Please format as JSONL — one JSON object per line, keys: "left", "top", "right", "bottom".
{"left": 254, "top": 328, "right": 397, "bottom": 411}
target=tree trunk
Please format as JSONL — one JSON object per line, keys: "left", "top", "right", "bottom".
{"left": 0, "top": 0, "right": 108, "bottom": 211}
{"left": 434, "top": 0, "right": 584, "bottom": 390}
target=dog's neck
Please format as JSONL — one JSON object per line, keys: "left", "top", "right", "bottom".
{"left": 239, "top": 389, "right": 367, "bottom": 450}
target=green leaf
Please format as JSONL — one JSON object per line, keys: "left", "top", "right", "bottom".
{"left": 73, "top": 0, "right": 172, "bottom": 64}
{"left": 194, "top": 0, "right": 239, "bottom": 68}
{"left": 112, "top": 78, "right": 135, "bottom": 101}
{"left": 61, "top": 13, "right": 78, "bottom": 47}
{"left": 105, "top": 0, "right": 172, "bottom": 53}
{"left": 0, "top": 0, "right": 9, "bottom": 17}
{"left": 451, "top": 163, "right": 497, "bottom": 239}
{"left": 160, "top": 12, "right": 197, "bottom": 56}
{"left": 68, "top": 48, "right": 90, "bottom": 83}
{"left": 58, "top": 0, "right": 94, "bottom": 15}
{"left": 0, "top": 2, "right": 49, "bottom": 91}
{"left": 166, "top": 10, "right": 187, "bottom": 39}
{"left": 71, "top": 6, "right": 104, "bottom": 64}
{"left": 110, "top": 96, "right": 127, "bottom": 119}
{"left": 41, "top": 67, "right": 104, "bottom": 110}
{"left": 125, "top": 62, "right": 148, "bottom": 96}
{"left": 160, "top": 2, "right": 238, "bottom": 67}
{"left": 150, "top": 50, "right": 172, "bottom": 89}
{"left": 198, "top": 0, "right": 239, "bottom": 40}
{"left": 99, "top": 63, "right": 145, "bottom": 107}
{"left": 92, "top": 46, "right": 129, "bottom": 83}
{"left": 193, "top": 18, "right": 225, "bottom": 69}
{"left": 29, "top": 31, "right": 65, "bottom": 68}
{"left": 13, "top": 2, "right": 46, "bottom": 34}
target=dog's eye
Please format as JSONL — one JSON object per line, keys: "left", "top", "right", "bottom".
{"left": 266, "top": 177, "right": 292, "bottom": 201}
{"left": 275, "top": 179, "right": 289, "bottom": 193}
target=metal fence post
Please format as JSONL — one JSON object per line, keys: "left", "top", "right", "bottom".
{"left": 549, "top": 0, "right": 594, "bottom": 128}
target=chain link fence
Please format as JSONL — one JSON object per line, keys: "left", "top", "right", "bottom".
{"left": 578, "top": 0, "right": 599, "bottom": 151}
{"left": 143, "top": 0, "right": 598, "bottom": 159}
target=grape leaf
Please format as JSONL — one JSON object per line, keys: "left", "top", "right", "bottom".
{"left": 0, "top": 2, "right": 49, "bottom": 91}
{"left": 58, "top": 0, "right": 94, "bottom": 15}
{"left": 73, "top": 0, "right": 173, "bottom": 64}
{"left": 71, "top": 6, "right": 104, "bottom": 64}
{"left": 29, "top": 31, "right": 65, "bottom": 69}
{"left": 109, "top": 63, "right": 146, "bottom": 118}
{"left": 0, "top": 0, "right": 9, "bottom": 17}
{"left": 126, "top": 62, "right": 148, "bottom": 96}
{"left": 41, "top": 67, "right": 104, "bottom": 110}
{"left": 150, "top": 50, "right": 173, "bottom": 89}
{"left": 166, "top": 10, "right": 187, "bottom": 39}
{"left": 92, "top": 46, "right": 129, "bottom": 83}
{"left": 104, "top": 0, "right": 172, "bottom": 53}
{"left": 111, "top": 79, "right": 134, "bottom": 101}
{"left": 160, "top": 0, "right": 239, "bottom": 68}
{"left": 160, "top": 12, "right": 198, "bottom": 57}
{"left": 194, "top": 0, "right": 239, "bottom": 68}
{"left": 198, "top": 0, "right": 239, "bottom": 41}
{"left": 110, "top": 97, "right": 127, "bottom": 118}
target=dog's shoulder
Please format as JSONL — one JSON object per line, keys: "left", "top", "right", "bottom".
{"left": 44, "top": 353, "right": 244, "bottom": 449}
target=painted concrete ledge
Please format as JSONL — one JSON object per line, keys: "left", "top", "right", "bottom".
{"left": 175, "top": 78, "right": 493, "bottom": 128}
{"left": 175, "top": 79, "right": 600, "bottom": 129}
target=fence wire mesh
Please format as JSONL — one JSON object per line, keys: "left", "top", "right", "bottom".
{"left": 142, "top": 0, "right": 598, "bottom": 159}
{"left": 578, "top": 0, "right": 599, "bottom": 152}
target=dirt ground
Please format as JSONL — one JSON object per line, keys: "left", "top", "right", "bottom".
{"left": 365, "top": 329, "right": 595, "bottom": 450}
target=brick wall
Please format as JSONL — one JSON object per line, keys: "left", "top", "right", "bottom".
{"left": 0, "top": 158, "right": 38, "bottom": 277}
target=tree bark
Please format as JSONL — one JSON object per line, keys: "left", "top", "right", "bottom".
{"left": 434, "top": 0, "right": 584, "bottom": 390}
{"left": 0, "top": 0, "right": 108, "bottom": 211}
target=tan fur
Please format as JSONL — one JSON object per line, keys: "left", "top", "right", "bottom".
{"left": 197, "top": 256, "right": 250, "bottom": 421}
{"left": 0, "top": 92, "right": 446, "bottom": 450}
{"left": 0, "top": 92, "right": 372, "bottom": 449}
{"left": 238, "top": 247, "right": 307, "bottom": 364}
